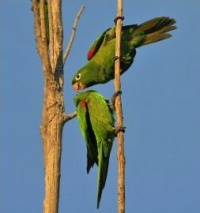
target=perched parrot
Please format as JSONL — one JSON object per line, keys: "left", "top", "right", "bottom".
{"left": 72, "top": 17, "right": 176, "bottom": 91}
{"left": 74, "top": 90, "right": 115, "bottom": 208}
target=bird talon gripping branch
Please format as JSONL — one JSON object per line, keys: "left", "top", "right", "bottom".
{"left": 114, "top": 126, "right": 126, "bottom": 136}
{"left": 114, "top": 16, "right": 125, "bottom": 24}
{"left": 113, "top": 55, "right": 122, "bottom": 61}
{"left": 111, "top": 90, "right": 122, "bottom": 110}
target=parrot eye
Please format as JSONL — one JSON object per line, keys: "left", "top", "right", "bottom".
{"left": 75, "top": 73, "right": 81, "bottom": 81}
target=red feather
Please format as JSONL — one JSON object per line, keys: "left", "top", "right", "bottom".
{"left": 87, "top": 48, "right": 97, "bottom": 60}
{"left": 81, "top": 100, "right": 87, "bottom": 108}
{"left": 87, "top": 30, "right": 107, "bottom": 60}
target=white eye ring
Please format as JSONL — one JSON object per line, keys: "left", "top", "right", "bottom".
{"left": 75, "top": 73, "right": 81, "bottom": 80}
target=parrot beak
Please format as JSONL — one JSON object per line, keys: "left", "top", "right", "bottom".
{"left": 72, "top": 82, "right": 87, "bottom": 91}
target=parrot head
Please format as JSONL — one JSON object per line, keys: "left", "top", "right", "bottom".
{"left": 72, "top": 63, "right": 105, "bottom": 91}
{"left": 72, "top": 69, "right": 93, "bottom": 91}
{"left": 72, "top": 74, "right": 87, "bottom": 91}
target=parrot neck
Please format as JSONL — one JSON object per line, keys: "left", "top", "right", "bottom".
{"left": 83, "top": 60, "right": 113, "bottom": 87}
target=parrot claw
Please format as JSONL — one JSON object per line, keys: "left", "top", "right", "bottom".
{"left": 114, "top": 16, "right": 125, "bottom": 24}
{"left": 110, "top": 90, "right": 122, "bottom": 110}
{"left": 113, "top": 55, "right": 122, "bottom": 61}
{"left": 114, "top": 126, "right": 126, "bottom": 136}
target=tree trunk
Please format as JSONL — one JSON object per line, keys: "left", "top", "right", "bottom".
{"left": 32, "top": 1, "right": 64, "bottom": 212}
{"left": 41, "top": 77, "right": 65, "bottom": 213}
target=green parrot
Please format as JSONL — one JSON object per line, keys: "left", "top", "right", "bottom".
{"left": 72, "top": 16, "right": 176, "bottom": 91}
{"left": 74, "top": 90, "right": 115, "bottom": 208}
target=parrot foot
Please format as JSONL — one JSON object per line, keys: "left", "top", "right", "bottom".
{"left": 111, "top": 90, "right": 122, "bottom": 110}
{"left": 114, "top": 16, "right": 125, "bottom": 24}
{"left": 113, "top": 55, "right": 122, "bottom": 61}
{"left": 114, "top": 126, "right": 126, "bottom": 136}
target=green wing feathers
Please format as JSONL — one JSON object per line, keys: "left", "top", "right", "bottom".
{"left": 74, "top": 90, "right": 115, "bottom": 208}
{"left": 75, "top": 93, "right": 98, "bottom": 173}
{"left": 87, "top": 28, "right": 110, "bottom": 60}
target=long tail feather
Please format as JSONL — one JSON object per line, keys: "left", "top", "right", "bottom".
{"left": 97, "top": 143, "right": 109, "bottom": 208}
{"left": 136, "top": 17, "right": 176, "bottom": 47}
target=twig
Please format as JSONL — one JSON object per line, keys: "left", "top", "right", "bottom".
{"left": 63, "top": 5, "right": 85, "bottom": 64}
{"left": 114, "top": 0, "right": 126, "bottom": 213}
{"left": 63, "top": 111, "right": 77, "bottom": 123}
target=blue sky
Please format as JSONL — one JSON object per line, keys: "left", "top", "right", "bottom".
{"left": 1, "top": 1, "right": 200, "bottom": 213}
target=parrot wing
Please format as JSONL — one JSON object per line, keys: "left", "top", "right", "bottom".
{"left": 87, "top": 24, "right": 139, "bottom": 61}
{"left": 87, "top": 28, "right": 112, "bottom": 60}
{"left": 87, "top": 91, "right": 115, "bottom": 208}
{"left": 76, "top": 96, "right": 98, "bottom": 173}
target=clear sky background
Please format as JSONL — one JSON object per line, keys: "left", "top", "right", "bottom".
{"left": 1, "top": 1, "right": 200, "bottom": 213}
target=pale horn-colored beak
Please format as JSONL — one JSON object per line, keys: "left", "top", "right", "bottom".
{"left": 72, "top": 82, "right": 87, "bottom": 92}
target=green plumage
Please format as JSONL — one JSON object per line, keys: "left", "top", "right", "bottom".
{"left": 72, "top": 17, "right": 176, "bottom": 91}
{"left": 74, "top": 90, "right": 115, "bottom": 208}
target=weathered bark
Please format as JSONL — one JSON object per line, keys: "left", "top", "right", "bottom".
{"left": 32, "top": 1, "right": 83, "bottom": 212}
{"left": 32, "top": 1, "right": 64, "bottom": 212}
{"left": 114, "top": 0, "right": 126, "bottom": 213}
{"left": 41, "top": 77, "right": 65, "bottom": 213}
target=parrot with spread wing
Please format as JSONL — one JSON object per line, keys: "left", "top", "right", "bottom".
{"left": 72, "top": 16, "right": 176, "bottom": 91}
{"left": 74, "top": 90, "right": 115, "bottom": 208}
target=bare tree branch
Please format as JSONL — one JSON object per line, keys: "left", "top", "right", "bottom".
{"left": 32, "top": 0, "right": 52, "bottom": 77}
{"left": 63, "top": 111, "right": 77, "bottom": 123}
{"left": 63, "top": 5, "right": 85, "bottom": 64}
{"left": 114, "top": 0, "right": 126, "bottom": 213}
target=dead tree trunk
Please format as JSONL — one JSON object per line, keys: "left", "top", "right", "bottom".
{"left": 32, "top": 1, "right": 68, "bottom": 212}
{"left": 32, "top": 1, "right": 83, "bottom": 212}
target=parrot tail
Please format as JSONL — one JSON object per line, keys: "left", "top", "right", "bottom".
{"left": 136, "top": 16, "right": 176, "bottom": 47}
{"left": 97, "top": 144, "right": 110, "bottom": 209}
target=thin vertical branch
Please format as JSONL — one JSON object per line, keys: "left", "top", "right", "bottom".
{"left": 63, "top": 5, "right": 85, "bottom": 64}
{"left": 114, "top": 0, "right": 126, "bottom": 213}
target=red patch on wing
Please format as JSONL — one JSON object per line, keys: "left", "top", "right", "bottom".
{"left": 87, "top": 48, "right": 96, "bottom": 60}
{"left": 81, "top": 100, "right": 88, "bottom": 114}
{"left": 81, "top": 100, "right": 87, "bottom": 108}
